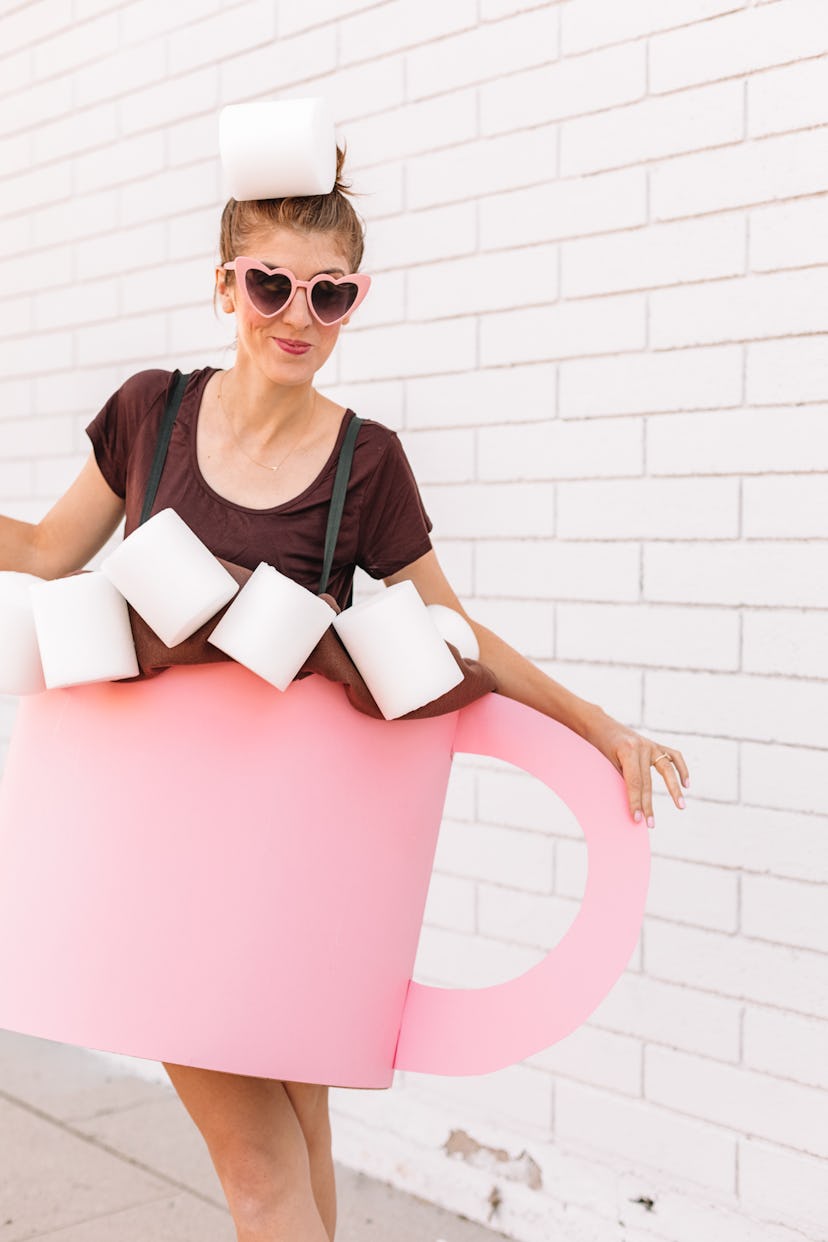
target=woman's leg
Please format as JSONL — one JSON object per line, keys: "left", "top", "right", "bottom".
{"left": 283, "top": 1080, "right": 337, "bottom": 1241}
{"left": 162, "top": 1061, "right": 335, "bottom": 1241}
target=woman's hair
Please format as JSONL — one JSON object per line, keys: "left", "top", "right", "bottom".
{"left": 213, "top": 140, "right": 365, "bottom": 321}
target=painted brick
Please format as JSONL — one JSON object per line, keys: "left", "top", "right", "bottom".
{"left": 365, "top": 201, "right": 476, "bottom": 271}
{"left": 560, "top": 80, "right": 743, "bottom": 177}
{"left": 751, "top": 195, "right": 828, "bottom": 271}
{"left": 475, "top": 537, "right": 640, "bottom": 602}
{"left": 645, "top": 1045, "right": 828, "bottom": 1159}
{"left": 740, "top": 1138, "right": 828, "bottom": 1238}
{"left": 277, "top": 0, "right": 379, "bottom": 36}
{"left": 647, "top": 406, "right": 828, "bottom": 475}
{"left": 166, "top": 2, "right": 276, "bottom": 75}
{"left": 121, "top": 0, "right": 223, "bottom": 41}
{"left": 653, "top": 128, "right": 828, "bottom": 220}
{"left": 741, "top": 741, "right": 828, "bottom": 815}
{"left": 555, "top": 1079, "right": 737, "bottom": 1193}
{"left": 564, "top": 214, "right": 745, "bottom": 299}
{"left": 434, "top": 816, "right": 554, "bottom": 894}
{"left": 406, "top": 123, "right": 559, "bottom": 211}
{"left": 34, "top": 187, "right": 118, "bottom": 250}
{"left": 344, "top": 90, "right": 477, "bottom": 170}
{"left": 339, "top": 0, "right": 477, "bottom": 64}
{"left": 119, "top": 160, "right": 216, "bottom": 228}
{"left": 33, "top": 11, "right": 118, "bottom": 77}
{"left": 75, "top": 35, "right": 171, "bottom": 107}
{"left": 410, "top": 244, "right": 559, "bottom": 322}
{"left": 559, "top": 843, "right": 738, "bottom": 933}
{"left": 556, "top": 602, "right": 739, "bottom": 671}
{"left": 480, "top": 166, "right": 647, "bottom": 250}
{"left": 557, "top": 477, "right": 739, "bottom": 540}
{"left": 743, "top": 473, "right": 828, "bottom": 537}
{"left": 561, "top": 0, "right": 745, "bottom": 55}
{"left": 649, "top": 0, "right": 828, "bottom": 93}
{"left": 423, "top": 481, "right": 556, "bottom": 539}
{"left": 741, "top": 874, "right": 828, "bottom": 954}
{"left": 590, "top": 972, "right": 742, "bottom": 1063}
{"left": 650, "top": 800, "right": 828, "bottom": 885}
{"left": 478, "top": 416, "right": 643, "bottom": 481}
{"left": 422, "top": 872, "right": 475, "bottom": 934}
{"left": 744, "top": 1007, "right": 828, "bottom": 1091}
{"left": 480, "top": 40, "right": 643, "bottom": 136}
{"left": 747, "top": 334, "right": 828, "bottom": 405}
{"left": 653, "top": 268, "right": 828, "bottom": 350}
{"left": 220, "top": 25, "right": 338, "bottom": 98}
{"left": 559, "top": 344, "right": 743, "bottom": 418}
{"left": 528, "top": 1023, "right": 643, "bottom": 1097}
{"left": 406, "top": 362, "right": 558, "bottom": 428}
{"left": 0, "top": 0, "right": 73, "bottom": 57}
{"left": 749, "top": 55, "right": 828, "bottom": 136}
{"left": 400, "top": 427, "right": 474, "bottom": 484}
{"left": 468, "top": 597, "right": 556, "bottom": 658}
{"left": 644, "top": 540, "right": 828, "bottom": 608}
{"left": 412, "top": 922, "right": 554, "bottom": 991}
{"left": 480, "top": 294, "right": 647, "bottom": 368}
{"left": 476, "top": 763, "right": 581, "bottom": 840}
{"left": 32, "top": 102, "right": 118, "bottom": 167}
{"left": 645, "top": 669, "right": 828, "bottom": 748}
{"left": 644, "top": 921, "right": 828, "bottom": 1020}
{"left": 407, "top": 6, "right": 560, "bottom": 101}
{"left": 340, "top": 319, "right": 476, "bottom": 383}
{"left": 33, "top": 278, "right": 119, "bottom": 333}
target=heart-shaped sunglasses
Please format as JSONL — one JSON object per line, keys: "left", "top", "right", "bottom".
{"left": 220, "top": 256, "right": 371, "bottom": 326}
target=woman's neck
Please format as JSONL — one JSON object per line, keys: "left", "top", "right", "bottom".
{"left": 217, "top": 364, "right": 317, "bottom": 444}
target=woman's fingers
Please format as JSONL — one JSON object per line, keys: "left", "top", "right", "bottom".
{"left": 617, "top": 743, "right": 649, "bottom": 827}
{"left": 613, "top": 735, "right": 691, "bottom": 830}
{"left": 653, "top": 749, "right": 687, "bottom": 810}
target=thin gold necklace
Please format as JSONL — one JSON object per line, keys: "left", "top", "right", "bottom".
{"left": 217, "top": 370, "right": 317, "bottom": 473}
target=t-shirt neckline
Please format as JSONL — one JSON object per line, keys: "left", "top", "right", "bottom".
{"left": 186, "top": 366, "right": 355, "bottom": 516}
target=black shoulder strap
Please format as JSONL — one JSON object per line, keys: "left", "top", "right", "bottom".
{"left": 141, "top": 374, "right": 361, "bottom": 606}
{"left": 139, "top": 368, "right": 190, "bottom": 526}
{"left": 317, "top": 412, "right": 362, "bottom": 605}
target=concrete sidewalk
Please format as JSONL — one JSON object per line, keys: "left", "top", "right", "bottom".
{"left": 0, "top": 1029, "right": 511, "bottom": 1241}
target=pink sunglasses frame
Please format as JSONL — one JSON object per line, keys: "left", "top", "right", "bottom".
{"left": 220, "top": 256, "right": 372, "bottom": 325}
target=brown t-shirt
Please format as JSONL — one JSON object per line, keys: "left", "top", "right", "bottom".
{"left": 85, "top": 366, "right": 434, "bottom": 611}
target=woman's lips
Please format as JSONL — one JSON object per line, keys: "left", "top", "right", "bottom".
{"left": 273, "top": 337, "right": 312, "bottom": 355}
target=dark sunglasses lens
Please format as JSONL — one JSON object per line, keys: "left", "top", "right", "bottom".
{"left": 246, "top": 268, "right": 292, "bottom": 315}
{"left": 312, "top": 279, "right": 358, "bottom": 323}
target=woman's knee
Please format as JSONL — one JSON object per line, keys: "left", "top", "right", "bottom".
{"left": 283, "top": 1080, "right": 332, "bottom": 1151}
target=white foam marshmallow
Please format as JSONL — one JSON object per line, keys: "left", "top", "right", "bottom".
{"left": 100, "top": 508, "right": 239, "bottom": 648}
{"left": 208, "top": 562, "right": 337, "bottom": 691}
{"left": 425, "top": 603, "right": 480, "bottom": 662}
{"left": 30, "top": 572, "right": 140, "bottom": 689}
{"left": 0, "top": 571, "right": 48, "bottom": 695}
{"left": 332, "top": 579, "right": 464, "bottom": 720}
{"left": 219, "top": 97, "right": 337, "bottom": 201}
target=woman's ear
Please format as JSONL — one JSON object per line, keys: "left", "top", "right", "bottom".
{"left": 216, "top": 270, "right": 235, "bottom": 312}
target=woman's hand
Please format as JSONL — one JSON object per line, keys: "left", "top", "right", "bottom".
{"left": 581, "top": 708, "right": 690, "bottom": 829}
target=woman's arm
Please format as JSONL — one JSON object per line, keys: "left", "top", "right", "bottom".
{"left": 0, "top": 451, "right": 125, "bottom": 580}
{"left": 384, "top": 549, "right": 690, "bottom": 829}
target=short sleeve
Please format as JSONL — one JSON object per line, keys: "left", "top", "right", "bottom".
{"left": 357, "top": 432, "right": 434, "bottom": 578}
{"left": 84, "top": 369, "right": 167, "bottom": 500}
{"left": 85, "top": 381, "right": 133, "bottom": 499}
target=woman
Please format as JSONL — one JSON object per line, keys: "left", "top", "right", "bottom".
{"left": 0, "top": 145, "right": 688, "bottom": 1241}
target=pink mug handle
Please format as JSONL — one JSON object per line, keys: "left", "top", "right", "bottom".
{"left": 392, "top": 691, "right": 651, "bottom": 1076}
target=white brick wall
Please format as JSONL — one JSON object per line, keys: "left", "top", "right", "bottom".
{"left": 1, "top": 1, "right": 826, "bottom": 1239}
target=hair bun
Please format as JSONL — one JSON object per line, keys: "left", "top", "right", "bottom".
{"left": 334, "top": 141, "right": 353, "bottom": 195}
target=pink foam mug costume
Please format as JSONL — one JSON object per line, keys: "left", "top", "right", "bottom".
{"left": 0, "top": 98, "right": 650, "bottom": 1087}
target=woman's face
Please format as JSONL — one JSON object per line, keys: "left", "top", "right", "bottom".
{"left": 216, "top": 225, "right": 354, "bottom": 386}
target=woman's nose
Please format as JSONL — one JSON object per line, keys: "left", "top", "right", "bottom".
{"left": 282, "top": 286, "right": 313, "bottom": 325}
